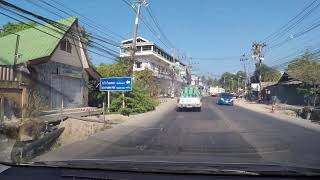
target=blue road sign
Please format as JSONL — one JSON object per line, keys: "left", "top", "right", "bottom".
{"left": 99, "top": 77, "right": 133, "bottom": 91}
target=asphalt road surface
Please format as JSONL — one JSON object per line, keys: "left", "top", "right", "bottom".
{"left": 40, "top": 97, "right": 320, "bottom": 168}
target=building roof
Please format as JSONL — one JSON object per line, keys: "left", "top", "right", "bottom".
{"left": 0, "top": 17, "right": 76, "bottom": 66}
{"left": 121, "top": 36, "right": 149, "bottom": 44}
{"left": 278, "top": 72, "right": 302, "bottom": 85}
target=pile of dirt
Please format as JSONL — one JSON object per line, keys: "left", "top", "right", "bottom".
{"left": 57, "top": 118, "right": 111, "bottom": 147}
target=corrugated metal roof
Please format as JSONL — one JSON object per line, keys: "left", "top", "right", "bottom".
{"left": 0, "top": 17, "right": 76, "bottom": 66}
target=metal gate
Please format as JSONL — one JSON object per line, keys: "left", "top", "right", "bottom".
{"left": 51, "top": 75, "right": 83, "bottom": 109}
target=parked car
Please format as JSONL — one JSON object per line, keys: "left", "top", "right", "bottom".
{"left": 217, "top": 93, "right": 234, "bottom": 106}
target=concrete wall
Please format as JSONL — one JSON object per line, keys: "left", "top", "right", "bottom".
{"left": 31, "top": 61, "right": 88, "bottom": 109}
{"left": 0, "top": 89, "right": 22, "bottom": 120}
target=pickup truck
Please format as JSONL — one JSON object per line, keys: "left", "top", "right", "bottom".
{"left": 177, "top": 86, "right": 202, "bottom": 112}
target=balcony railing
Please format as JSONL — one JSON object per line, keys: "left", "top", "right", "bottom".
{"left": 0, "top": 66, "right": 16, "bottom": 81}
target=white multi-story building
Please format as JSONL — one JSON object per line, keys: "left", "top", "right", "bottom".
{"left": 120, "top": 37, "right": 189, "bottom": 96}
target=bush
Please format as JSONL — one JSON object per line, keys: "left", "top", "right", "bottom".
{"left": 119, "top": 108, "right": 132, "bottom": 116}
{"left": 108, "top": 87, "right": 158, "bottom": 114}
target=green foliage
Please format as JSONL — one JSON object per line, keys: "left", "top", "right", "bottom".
{"left": 88, "top": 79, "right": 104, "bottom": 107}
{"left": 287, "top": 52, "right": 320, "bottom": 84}
{"left": 206, "top": 77, "right": 220, "bottom": 87}
{"left": 218, "top": 71, "right": 246, "bottom": 92}
{"left": 96, "top": 60, "right": 128, "bottom": 77}
{"left": 251, "top": 63, "right": 281, "bottom": 82}
{"left": 96, "top": 59, "right": 159, "bottom": 114}
{"left": 119, "top": 108, "right": 132, "bottom": 116}
{"left": 0, "top": 22, "right": 36, "bottom": 37}
{"left": 78, "top": 25, "right": 93, "bottom": 47}
{"left": 134, "top": 69, "right": 159, "bottom": 97}
{"left": 287, "top": 52, "right": 320, "bottom": 106}
{"left": 109, "top": 87, "right": 158, "bottom": 114}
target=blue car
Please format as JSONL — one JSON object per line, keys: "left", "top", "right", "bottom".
{"left": 218, "top": 93, "right": 234, "bottom": 105}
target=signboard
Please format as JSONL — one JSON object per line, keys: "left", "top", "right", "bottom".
{"left": 99, "top": 77, "right": 132, "bottom": 91}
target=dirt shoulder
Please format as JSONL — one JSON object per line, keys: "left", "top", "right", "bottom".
{"left": 235, "top": 99, "right": 320, "bottom": 132}
{"left": 36, "top": 98, "right": 177, "bottom": 161}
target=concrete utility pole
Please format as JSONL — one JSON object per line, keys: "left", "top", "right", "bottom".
{"left": 171, "top": 48, "right": 176, "bottom": 97}
{"left": 237, "top": 77, "right": 240, "bottom": 93}
{"left": 252, "top": 42, "right": 266, "bottom": 101}
{"left": 240, "top": 54, "right": 248, "bottom": 93}
{"left": 129, "top": 0, "right": 148, "bottom": 75}
{"left": 188, "top": 57, "right": 192, "bottom": 85}
{"left": 231, "top": 77, "right": 233, "bottom": 92}
{"left": 13, "top": 34, "right": 20, "bottom": 80}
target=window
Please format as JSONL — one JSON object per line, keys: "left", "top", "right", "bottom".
{"left": 136, "top": 61, "right": 142, "bottom": 68}
{"left": 142, "top": 45, "right": 152, "bottom": 51}
{"left": 60, "top": 39, "right": 72, "bottom": 53}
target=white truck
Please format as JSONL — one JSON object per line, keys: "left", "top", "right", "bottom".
{"left": 177, "top": 86, "right": 202, "bottom": 112}
{"left": 209, "top": 86, "right": 225, "bottom": 96}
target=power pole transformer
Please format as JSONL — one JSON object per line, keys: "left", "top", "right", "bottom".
{"left": 252, "top": 42, "right": 266, "bottom": 101}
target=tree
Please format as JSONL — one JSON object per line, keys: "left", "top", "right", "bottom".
{"left": 78, "top": 25, "right": 93, "bottom": 47}
{"left": 251, "top": 63, "right": 281, "bottom": 83}
{"left": 287, "top": 51, "right": 320, "bottom": 106}
{"left": 134, "top": 69, "right": 159, "bottom": 97}
{"left": 96, "top": 60, "right": 159, "bottom": 114}
{"left": 205, "top": 77, "right": 220, "bottom": 87}
{"left": 0, "top": 22, "right": 36, "bottom": 37}
{"left": 219, "top": 72, "right": 236, "bottom": 92}
{"left": 218, "top": 71, "right": 247, "bottom": 92}
{"left": 96, "top": 61, "right": 128, "bottom": 78}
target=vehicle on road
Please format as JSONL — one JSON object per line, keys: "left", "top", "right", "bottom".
{"left": 177, "top": 86, "right": 202, "bottom": 111}
{"left": 209, "top": 86, "right": 225, "bottom": 97}
{"left": 217, "top": 93, "right": 234, "bottom": 105}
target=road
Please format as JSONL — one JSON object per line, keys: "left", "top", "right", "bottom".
{"left": 39, "top": 97, "right": 320, "bottom": 167}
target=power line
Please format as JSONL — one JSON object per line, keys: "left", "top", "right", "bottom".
{"left": 145, "top": 5, "right": 174, "bottom": 48}
{"left": 271, "top": 49, "right": 320, "bottom": 69}
{"left": 0, "top": 10, "right": 117, "bottom": 61}
{"left": 30, "top": 0, "right": 121, "bottom": 47}
{"left": 120, "top": 0, "right": 172, "bottom": 49}
{"left": 268, "top": 17, "right": 320, "bottom": 51}
{"left": 0, "top": 1, "right": 120, "bottom": 57}
{"left": 264, "top": 0, "right": 320, "bottom": 44}
{"left": 191, "top": 56, "right": 240, "bottom": 61}
{"left": 44, "top": 0, "right": 125, "bottom": 41}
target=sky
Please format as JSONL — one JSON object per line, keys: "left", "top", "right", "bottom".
{"left": 1, "top": 0, "right": 319, "bottom": 77}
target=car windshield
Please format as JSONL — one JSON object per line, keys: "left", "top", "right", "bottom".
{"left": 220, "top": 93, "right": 233, "bottom": 99}
{"left": 1, "top": 0, "right": 320, "bottom": 175}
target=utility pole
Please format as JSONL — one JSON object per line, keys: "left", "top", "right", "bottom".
{"left": 171, "top": 48, "right": 176, "bottom": 97}
{"left": 129, "top": 0, "right": 148, "bottom": 75}
{"left": 252, "top": 42, "right": 266, "bottom": 101}
{"left": 231, "top": 77, "right": 233, "bottom": 92}
{"left": 237, "top": 77, "right": 240, "bottom": 93}
{"left": 188, "top": 57, "right": 192, "bottom": 85}
{"left": 13, "top": 34, "right": 20, "bottom": 80}
{"left": 240, "top": 54, "right": 248, "bottom": 93}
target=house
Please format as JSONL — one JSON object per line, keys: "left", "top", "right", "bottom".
{"left": 264, "top": 72, "right": 307, "bottom": 105}
{"left": 0, "top": 17, "right": 100, "bottom": 120}
{"left": 120, "top": 37, "right": 190, "bottom": 96}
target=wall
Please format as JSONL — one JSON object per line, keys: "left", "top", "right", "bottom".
{"left": 268, "top": 84, "right": 305, "bottom": 105}
{"left": 50, "top": 23, "right": 85, "bottom": 68}
{"left": 0, "top": 89, "right": 22, "bottom": 120}
{"left": 32, "top": 61, "right": 88, "bottom": 109}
